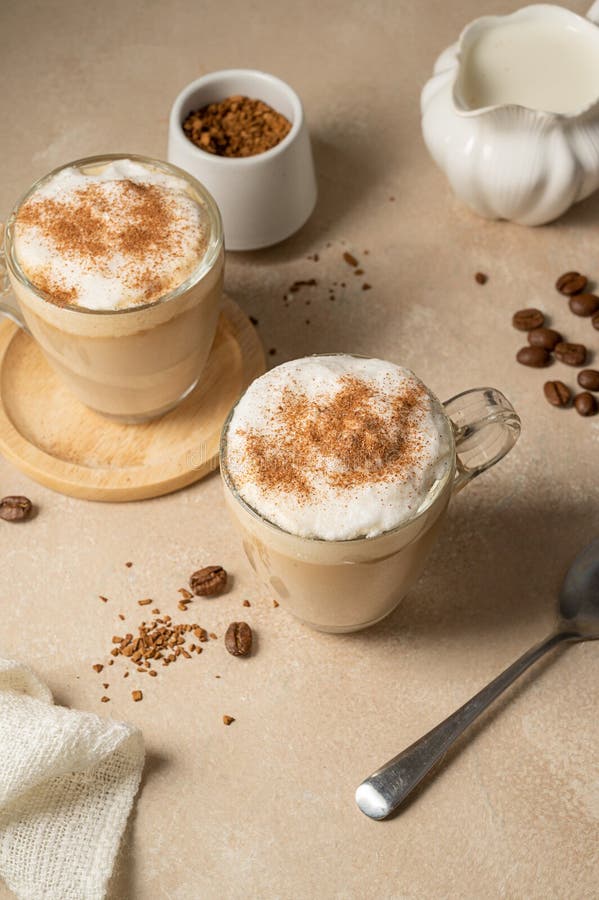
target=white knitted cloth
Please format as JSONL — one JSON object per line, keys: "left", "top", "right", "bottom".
{"left": 0, "top": 659, "right": 144, "bottom": 900}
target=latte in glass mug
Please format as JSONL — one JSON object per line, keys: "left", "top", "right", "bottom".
{"left": 221, "top": 354, "right": 520, "bottom": 632}
{"left": 2, "top": 155, "right": 223, "bottom": 422}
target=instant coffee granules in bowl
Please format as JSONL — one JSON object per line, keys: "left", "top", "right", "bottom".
{"left": 168, "top": 69, "right": 317, "bottom": 250}
{"left": 182, "top": 95, "right": 291, "bottom": 158}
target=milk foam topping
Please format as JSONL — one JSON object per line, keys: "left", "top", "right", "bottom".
{"left": 14, "top": 159, "right": 208, "bottom": 310}
{"left": 225, "top": 356, "right": 453, "bottom": 540}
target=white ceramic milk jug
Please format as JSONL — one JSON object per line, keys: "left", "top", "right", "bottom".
{"left": 421, "top": 3, "right": 599, "bottom": 225}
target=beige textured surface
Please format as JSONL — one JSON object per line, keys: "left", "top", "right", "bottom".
{"left": 1, "top": 1, "right": 598, "bottom": 898}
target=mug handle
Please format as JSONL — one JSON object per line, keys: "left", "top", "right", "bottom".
{"left": 443, "top": 387, "right": 521, "bottom": 494}
{"left": 0, "top": 224, "right": 29, "bottom": 332}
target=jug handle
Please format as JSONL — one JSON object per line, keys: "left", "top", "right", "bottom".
{"left": 587, "top": 2, "right": 599, "bottom": 25}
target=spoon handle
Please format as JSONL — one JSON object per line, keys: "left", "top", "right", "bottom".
{"left": 356, "top": 631, "right": 572, "bottom": 819}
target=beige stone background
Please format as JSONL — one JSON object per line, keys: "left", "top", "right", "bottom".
{"left": 1, "top": 0, "right": 598, "bottom": 897}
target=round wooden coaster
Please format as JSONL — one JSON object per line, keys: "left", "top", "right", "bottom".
{"left": 0, "top": 297, "right": 265, "bottom": 501}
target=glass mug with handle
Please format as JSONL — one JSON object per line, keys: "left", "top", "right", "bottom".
{"left": 220, "top": 354, "right": 521, "bottom": 633}
{"left": 0, "top": 154, "right": 224, "bottom": 423}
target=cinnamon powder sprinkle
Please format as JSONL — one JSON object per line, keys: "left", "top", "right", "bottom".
{"left": 16, "top": 178, "right": 205, "bottom": 306}
{"left": 239, "top": 376, "right": 429, "bottom": 500}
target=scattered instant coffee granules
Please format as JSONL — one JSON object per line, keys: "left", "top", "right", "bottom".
{"left": 182, "top": 95, "right": 291, "bottom": 158}
{"left": 95, "top": 610, "right": 213, "bottom": 702}
{"left": 110, "top": 613, "right": 209, "bottom": 672}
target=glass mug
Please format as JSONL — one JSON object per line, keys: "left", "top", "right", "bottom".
{"left": 0, "top": 154, "right": 224, "bottom": 423}
{"left": 220, "top": 368, "right": 521, "bottom": 633}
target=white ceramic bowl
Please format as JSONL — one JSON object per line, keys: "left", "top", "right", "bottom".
{"left": 168, "top": 69, "right": 317, "bottom": 251}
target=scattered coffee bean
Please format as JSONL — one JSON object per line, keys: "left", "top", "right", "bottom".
{"left": 190, "top": 565, "right": 228, "bottom": 596}
{"left": 224, "top": 621, "right": 253, "bottom": 657}
{"left": 543, "top": 381, "right": 571, "bottom": 407}
{"left": 528, "top": 327, "right": 562, "bottom": 350}
{"left": 556, "top": 271, "right": 587, "bottom": 295}
{"left": 569, "top": 293, "right": 599, "bottom": 317}
{"left": 475, "top": 272, "right": 488, "bottom": 285}
{"left": 577, "top": 369, "right": 599, "bottom": 391}
{"left": 512, "top": 308, "right": 545, "bottom": 331}
{"left": 574, "top": 392, "right": 597, "bottom": 416}
{"left": 0, "top": 495, "right": 33, "bottom": 522}
{"left": 593, "top": 312, "right": 599, "bottom": 331}
{"left": 554, "top": 342, "right": 587, "bottom": 366}
{"left": 516, "top": 346, "right": 550, "bottom": 368}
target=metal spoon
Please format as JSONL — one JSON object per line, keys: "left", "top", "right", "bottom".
{"left": 356, "top": 539, "right": 599, "bottom": 820}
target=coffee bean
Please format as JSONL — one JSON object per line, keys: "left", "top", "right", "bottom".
{"left": 592, "top": 311, "right": 599, "bottom": 331}
{"left": 577, "top": 369, "right": 599, "bottom": 391}
{"left": 189, "top": 565, "right": 227, "bottom": 596}
{"left": 516, "top": 346, "right": 550, "bottom": 368}
{"left": 574, "top": 392, "right": 597, "bottom": 416}
{"left": 556, "top": 271, "right": 587, "bottom": 295}
{"left": 528, "top": 327, "right": 562, "bottom": 350}
{"left": 0, "top": 496, "right": 33, "bottom": 522}
{"left": 568, "top": 293, "right": 599, "bottom": 317}
{"left": 543, "top": 381, "right": 571, "bottom": 407}
{"left": 512, "top": 308, "right": 544, "bottom": 331}
{"left": 224, "top": 621, "right": 253, "bottom": 657}
{"left": 554, "top": 342, "right": 587, "bottom": 366}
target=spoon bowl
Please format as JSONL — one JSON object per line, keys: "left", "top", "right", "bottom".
{"left": 559, "top": 538, "right": 599, "bottom": 636}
